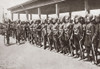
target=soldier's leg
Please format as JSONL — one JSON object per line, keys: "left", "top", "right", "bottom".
{"left": 54, "top": 36, "right": 59, "bottom": 52}
{"left": 92, "top": 43, "right": 98, "bottom": 64}
{"left": 48, "top": 37, "right": 52, "bottom": 50}
{"left": 86, "top": 46, "right": 91, "bottom": 60}
{"left": 43, "top": 35, "right": 47, "bottom": 49}
{"left": 6, "top": 35, "right": 10, "bottom": 45}
{"left": 69, "top": 39, "right": 74, "bottom": 56}
{"left": 59, "top": 37, "right": 63, "bottom": 53}
{"left": 18, "top": 34, "right": 20, "bottom": 44}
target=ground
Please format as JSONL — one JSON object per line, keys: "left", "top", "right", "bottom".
{"left": 0, "top": 35, "right": 100, "bottom": 69}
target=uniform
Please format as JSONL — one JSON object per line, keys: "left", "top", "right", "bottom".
{"left": 84, "top": 22, "right": 95, "bottom": 60}
{"left": 47, "top": 22, "right": 53, "bottom": 50}
{"left": 16, "top": 23, "right": 22, "bottom": 44}
{"left": 63, "top": 22, "right": 73, "bottom": 54}
{"left": 6, "top": 23, "right": 10, "bottom": 45}
{"left": 24, "top": 22, "right": 30, "bottom": 41}
{"left": 58, "top": 22, "right": 64, "bottom": 53}
{"left": 73, "top": 22, "right": 83, "bottom": 57}
{"left": 41, "top": 22, "right": 47, "bottom": 49}
{"left": 52, "top": 22, "right": 60, "bottom": 52}
{"left": 29, "top": 22, "right": 35, "bottom": 44}
{"left": 92, "top": 16, "right": 100, "bottom": 64}
{"left": 36, "top": 22, "right": 42, "bottom": 46}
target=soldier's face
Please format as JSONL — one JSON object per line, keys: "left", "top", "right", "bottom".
{"left": 87, "top": 17, "right": 90, "bottom": 22}
{"left": 48, "top": 20, "right": 50, "bottom": 24}
{"left": 75, "top": 18, "right": 78, "bottom": 23}
{"left": 53, "top": 19, "right": 56, "bottom": 23}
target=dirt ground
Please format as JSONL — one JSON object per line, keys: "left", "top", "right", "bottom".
{"left": 0, "top": 35, "right": 100, "bottom": 69}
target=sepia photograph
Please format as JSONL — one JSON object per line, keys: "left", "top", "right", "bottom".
{"left": 0, "top": 0, "right": 100, "bottom": 69}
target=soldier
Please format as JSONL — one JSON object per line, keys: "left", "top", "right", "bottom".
{"left": 35, "top": 20, "right": 42, "bottom": 47}
{"left": 92, "top": 15, "right": 100, "bottom": 64}
{"left": 16, "top": 20, "right": 22, "bottom": 45}
{"left": 24, "top": 21, "right": 30, "bottom": 41}
{"left": 78, "top": 16, "right": 86, "bottom": 59}
{"left": 58, "top": 18, "right": 65, "bottom": 54}
{"left": 63, "top": 16, "right": 73, "bottom": 55}
{"left": 29, "top": 20, "right": 34, "bottom": 44}
{"left": 5, "top": 19, "right": 11, "bottom": 45}
{"left": 41, "top": 19, "right": 47, "bottom": 49}
{"left": 47, "top": 18, "right": 53, "bottom": 51}
{"left": 84, "top": 14, "right": 95, "bottom": 61}
{"left": 73, "top": 16, "right": 83, "bottom": 58}
{"left": 52, "top": 18, "right": 60, "bottom": 52}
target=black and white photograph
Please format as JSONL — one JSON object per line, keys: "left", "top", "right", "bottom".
{"left": 0, "top": 0, "right": 100, "bottom": 69}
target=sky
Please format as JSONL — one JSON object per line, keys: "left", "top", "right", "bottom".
{"left": 0, "top": 0, "right": 100, "bottom": 22}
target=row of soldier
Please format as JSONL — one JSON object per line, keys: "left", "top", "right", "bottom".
{"left": 4, "top": 14, "right": 100, "bottom": 65}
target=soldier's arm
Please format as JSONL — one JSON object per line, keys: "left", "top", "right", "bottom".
{"left": 80, "top": 24, "right": 84, "bottom": 39}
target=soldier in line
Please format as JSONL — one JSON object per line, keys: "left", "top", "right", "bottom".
{"left": 41, "top": 19, "right": 48, "bottom": 49}
{"left": 58, "top": 18, "right": 65, "bottom": 54}
{"left": 47, "top": 19, "right": 53, "bottom": 51}
{"left": 63, "top": 16, "right": 74, "bottom": 55}
{"left": 24, "top": 21, "right": 30, "bottom": 41}
{"left": 16, "top": 20, "right": 22, "bottom": 44}
{"left": 35, "top": 20, "right": 42, "bottom": 46}
{"left": 92, "top": 15, "right": 100, "bottom": 64}
{"left": 84, "top": 14, "right": 95, "bottom": 61}
{"left": 5, "top": 19, "right": 11, "bottom": 45}
{"left": 29, "top": 20, "right": 35, "bottom": 44}
{"left": 52, "top": 18, "right": 60, "bottom": 52}
{"left": 73, "top": 16, "right": 83, "bottom": 58}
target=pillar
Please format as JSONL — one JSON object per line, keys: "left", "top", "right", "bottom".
{"left": 11, "top": 13, "right": 13, "bottom": 21}
{"left": 69, "top": 11, "right": 72, "bottom": 18}
{"left": 38, "top": 8, "right": 41, "bottom": 19}
{"left": 18, "top": 13, "right": 20, "bottom": 20}
{"left": 30, "top": 14, "right": 32, "bottom": 20}
{"left": 46, "top": 14, "right": 49, "bottom": 19}
{"left": 84, "top": 0, "right": 90, "bottom": 14}
{"left": 55, "top": 4, "right": 59, "bottom": 18}
{"left": 26, "top": 11, "right": 29, "bottom": 20}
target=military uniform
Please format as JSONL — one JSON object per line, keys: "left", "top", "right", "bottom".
{"left": 36, "top": 21, "right": 42, "bottom": 46}
{"left": 63, "top": 22, "right": 73, "bottom": 54}
{"left": 58, "top": 22, "right": 64, "bottom": 53}
{"left": 29, "top": 22, "right": 35, "bottom": 44}
{"left": 52, "top": 22, "right": 60, "bottom": 52}
{"left": 47, "top": 22, "right": 53, "bottom": 50}
{"left": 92, "top": 16, "right": 100, "bottom": 64}
{"left": 41, "top": 22, "right": 47, "bottom": 49}
{"left": 16, "top": 23, "right": 22, "bottom": 44}
{"left": 73, "top": 22, "right": 83, "bottom": 57}
{"left": 6, "top": 23, "right": 11, "bottom": 45}
{"left": 24, "top": 22, "right": 30, "bottom": 41}
{"left": 84, "top": 22, "right": 95, "bottom": 60}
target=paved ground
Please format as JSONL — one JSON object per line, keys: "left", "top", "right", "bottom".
{"left": 0, "top": 35, "right": 100, "bottom": 69}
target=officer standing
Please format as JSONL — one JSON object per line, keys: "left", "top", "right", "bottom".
{"left": 6, "top": 19, "right": 11, "bottom": 45}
